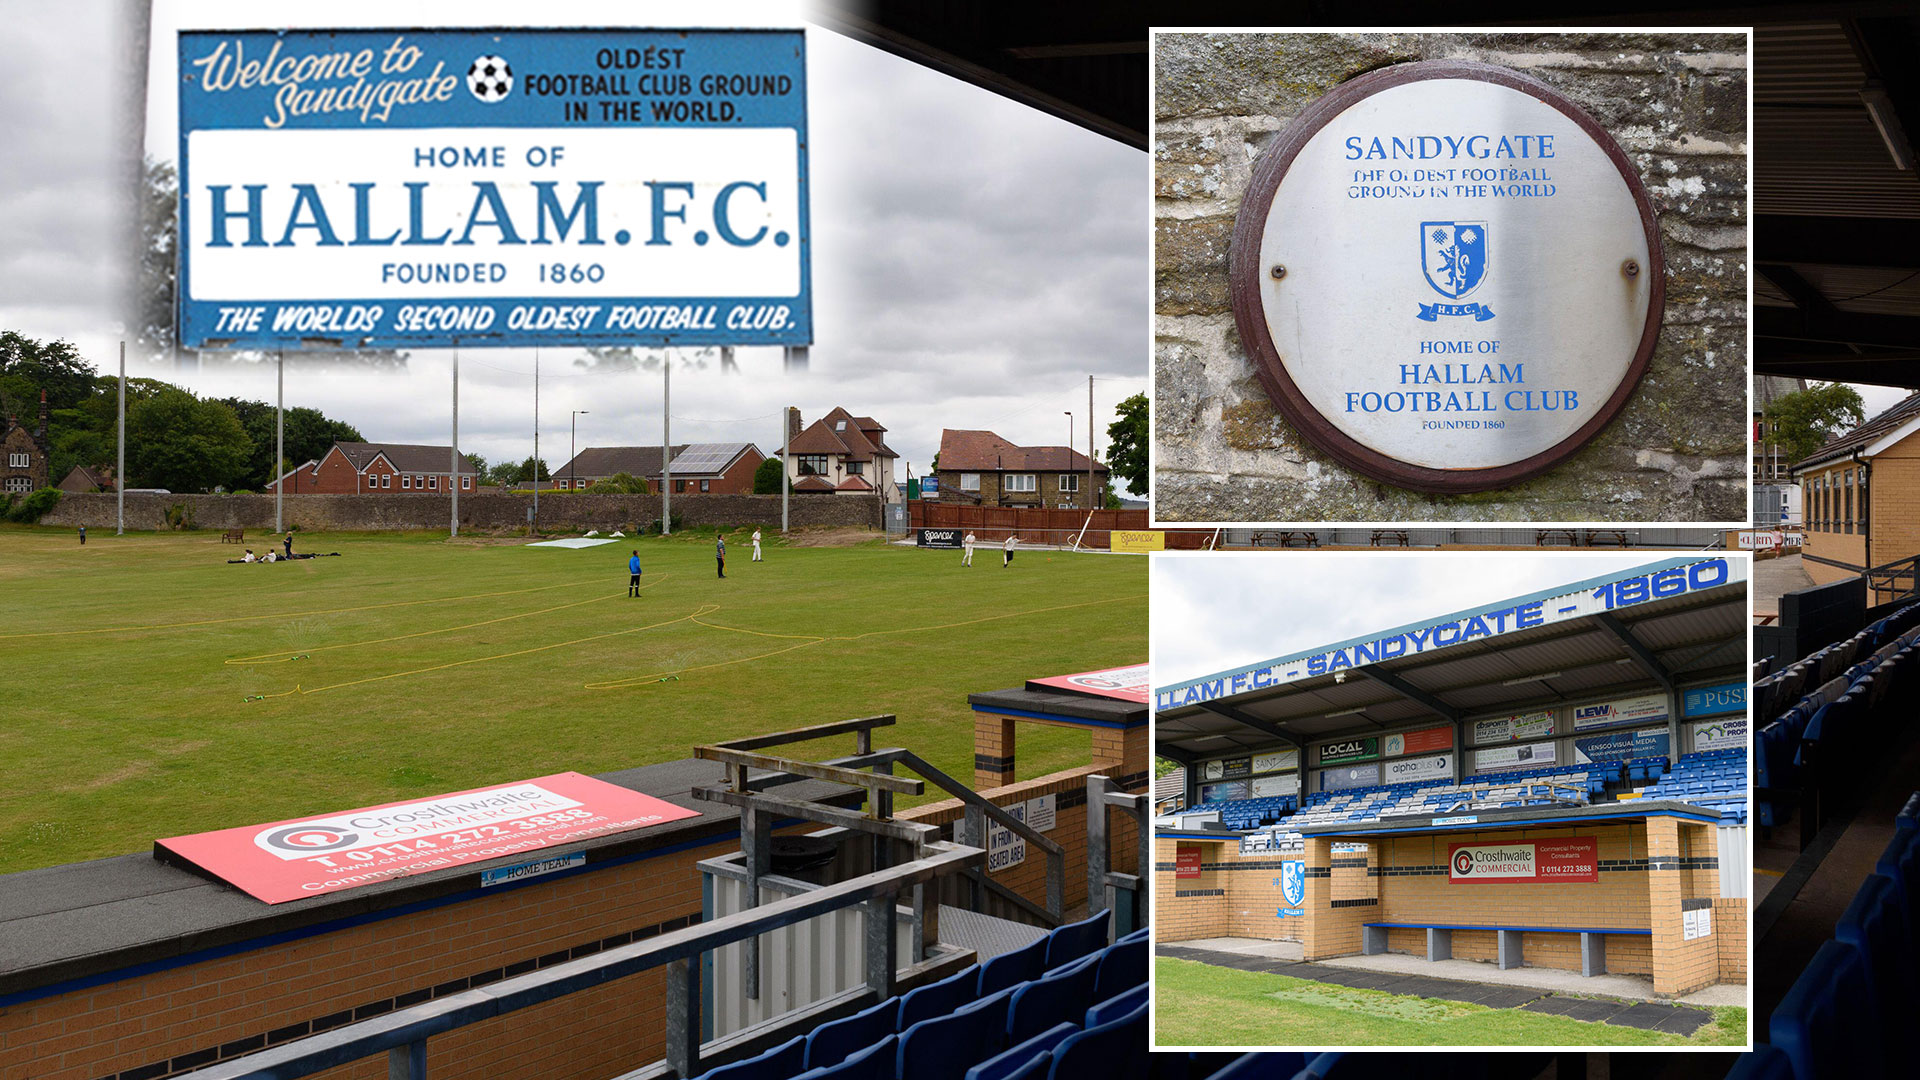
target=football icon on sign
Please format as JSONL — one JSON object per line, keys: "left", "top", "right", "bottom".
{"left": 468, "top": 55, "right": 513, "bottom": 102}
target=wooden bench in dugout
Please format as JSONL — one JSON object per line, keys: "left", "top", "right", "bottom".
{"left": 1360, "top": 921, "right": 1654, "bottom": 978}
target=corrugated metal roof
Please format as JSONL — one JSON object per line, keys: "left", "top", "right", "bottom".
{"left": 1755, "top": 23, "right": 1865, "bottom": 107}
{"left": 1757, "top": 110, "right": 1920, "bottom": 219}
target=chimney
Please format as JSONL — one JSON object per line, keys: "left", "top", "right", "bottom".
{"left": 788, "top": 407, "right": 803, "bottom": 442}
{"left": 35, "top": 390, "right": 48, "bottom": 447}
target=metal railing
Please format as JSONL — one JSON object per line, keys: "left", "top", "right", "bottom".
{"left": 182, "top": 844, "right": 981, "bottom": 1080}
{"left": 1867, "top": 552, "right": 1920, "bottom": 605}
{"left": 1086, "top": 775, "right": 1148, "bottom": 927}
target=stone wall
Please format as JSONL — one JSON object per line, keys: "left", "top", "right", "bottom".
{"left": 1154, "top": 32, "right": 1748, "bottom": 521}
{"left": 39, "top": 491, "right": 883, "bottom": 533}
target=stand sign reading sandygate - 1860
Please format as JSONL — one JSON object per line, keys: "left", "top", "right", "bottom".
{"left": 1229, "top": 61, "right": 1663, "bottom": 493}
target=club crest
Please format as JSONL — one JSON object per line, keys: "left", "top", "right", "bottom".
{"left": 1281, "top": 859, "right": 1306, "bottom": 907}
{"left": 1422, "top": 221, "right": 1487, "bottom": 299}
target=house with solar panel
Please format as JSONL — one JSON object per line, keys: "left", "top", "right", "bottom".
{"left": 785, "top": 407, "right": 900, "bottom": 502}
{"left": 553, "top": 443, "right": 765, "bottom": 494}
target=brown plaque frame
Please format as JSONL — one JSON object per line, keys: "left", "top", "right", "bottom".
{"left": 1227, "top": 59, "right": 1666, "bottom": 495}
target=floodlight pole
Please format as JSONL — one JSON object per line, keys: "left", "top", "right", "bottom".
{"left": 570, "top": 410, "right": 588, "bottom": 491}
{"left": 450, "top": 347, "right": 460, "bottom": 538}
{"left": 115, "top": 341, "right": 124, "bottom": 535}
{"left": 1088, "top": 375, "right": 1096, "bottom": 510}
{"left": 662, "top": 355, "right": 672, "bottom": 535}
{"left": 782, "top": 406, "right": 791, "bottom": 534}
{"left": 533, "top": 351, "right": 540, "bottom": 530}
{"left": 275, "top": 349, "right": 284, "bottom": 533}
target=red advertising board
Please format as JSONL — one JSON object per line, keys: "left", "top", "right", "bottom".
{"left": 1028, "top": 664, "right": 1149, "bottom": 703}
{"left": 155, "top": 772, "right": 700, "bottom": 904}
{"left": 1447, "top": 836, "right": 1598, "bottom": 883}
{"left": 1399, "top": 725, "right": 1453, "bottom": 754}
{"left": 1176, "top": 845, "right": 1204, "bottom": 879}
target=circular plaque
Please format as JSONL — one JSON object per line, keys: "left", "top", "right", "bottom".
{"left": 1229, "top": 61, "right": 1664, "bottom": 493}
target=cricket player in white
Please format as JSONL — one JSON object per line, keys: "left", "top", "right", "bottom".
{"left": 962, "top": 531, "right": 976, "bottom": 567}
{"left": 1002, "top": 534, "right": 1017, "bottom": 567}
{"left": 751, "top": 529, "right": 763, "bottom": 561}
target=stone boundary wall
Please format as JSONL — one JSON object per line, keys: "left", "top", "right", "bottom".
{"left": 40, "top": 491, "right": 883, "bottom": 533}
{"left": 1154, "top": 32, "right": 1748, "bottom": 521}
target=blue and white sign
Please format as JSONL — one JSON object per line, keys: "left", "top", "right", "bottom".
{"left": 1572, "top": 728, "right": 1670, "bottom": 765}
{"left": 1690, "top": 716, "right": 1746, "bottom": 751}
{"left": 1683, "top": 681, "right": 1746, "bottom": 718}
{"left": 1418, "top": 220, "right": 1493, "bottom": 321}
{"left": 1572, "top": 692, "right": 1669, "bottom": 732}
{"left": 177, "top": 29, "right": 810, "bottom": 349}
{"left": 479, "top": 851, "right": 585, "bottom": 887}
{"left": 1281, "top": 860, "right": 1306, "bottom": 908}
{"left": 1319, "top": 764, "right": 1380, "bottom": 791}
{"left": 1158, "top": 559, "right": 1746, "bottom": 711}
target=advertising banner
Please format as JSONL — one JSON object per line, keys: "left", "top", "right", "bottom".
{"left": 1319, "top": 763, "right": 1381, "bottom": 791}
{"left": 1252, "top": 750, "right": 1299, "bottom": 774}
{"left": 177, "top": 29, "right": 811, "bottom": 349}
{"left": 154, "top": 772, "right": 699, "bottom": 904}
{"left": 1690, "top": 716, "right": 1747, "bottom": 752}
{"left": 1199, "top": 780, "right": 1249, "bottom": 803}
{"left": 918, "top": 528, "right": 962, "bottom": 549}
{"left": 1222, "top": 756, "right": 1252, "bottom": 780}
{"left": 1320, "top": 737, "right": 1379, "bottom": 764}
{"left": 1251, "top": 773, "right": 1300, "bottom": 797}
{"left": 1683, "top": 681, "right": 1746, "bottom": 718}
{"left": 1448, "top": 837, "right": 1598, "bottom": 883}
{"left": 1472, "top": 741, "right": 1556, "bottom": 772}
{"left": 1176, "top": 845, "right": 1203, "bottom": 879}
{"left": 1384, "top": 725, "right": 1453, "bottom": 756}
{"left": 1112, "top": 530, "right": 1165, "bottom": 552}
{"left": 1474, "top": 711, "right": 1555, "bottom": 745}
{"left": 1028, "top": 664, "right": 1149, "bottom": 703}
{"left": 1572, "top": 728, "right": 1670, "bottom": 765}
{"left": 1383, "top": 753, "right": 1454, "bottom": 784}
{"left": 1572, "top": 692, "right": 1668, "bottom": 732}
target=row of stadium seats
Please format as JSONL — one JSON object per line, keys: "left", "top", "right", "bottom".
{"left": 1631, "top": 749, "right": 1748, "bottom": 824}
{"left": 697, "top": 913, "right": 1143, "bottom": 1080}
{"left": 1754, "top": 603, "right": 1920, "bottom": 723}
{"left": 1756, "top": 621, "right": 1920, "bottom": 832}
{"left": 1753, "top": 793, "right": 1920, "bottom": 1080}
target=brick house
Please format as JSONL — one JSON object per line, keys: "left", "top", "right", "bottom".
{"left": 934, "top": 429, "right": 1109, "bottom": 509}
{"left": 1792, "top": 391, "right": 1920, "bottom": 598}
{"left": 56, "top": 465, "right": 116, "bottom": 493}
{"left": 2, "top": 392, "right": 51, "bottom": 495}
{"left": 262, "top": 460, "right": 322, "bottom": 494}
{"left": 785, "top": 407, "right": 898, "bottom": 501}
{"left": 552, "top": 443, "right": 765, "bottom": 493}
{"left": 295, "top": 443, "right": 481, "bottom": 494}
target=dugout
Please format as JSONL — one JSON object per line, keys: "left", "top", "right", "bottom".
{"left": 1153, "top": 557, "right": 1749, "bottom": 996}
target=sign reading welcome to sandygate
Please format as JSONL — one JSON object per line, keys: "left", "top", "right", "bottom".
{"left": 177, "top": 29, "right": 810, "bottom": 349}
{"left": 1230, "top": 60, "right": 1662, "bottom": 492}
{"left": 155, "top": 772, "right": 699, "bottom": 903}
{"left": 1448, "top": 837, "right": 1597, "bottom": 883}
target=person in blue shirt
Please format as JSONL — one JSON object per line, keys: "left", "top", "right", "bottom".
{"left": 716, "top": 536, "right": 727, "bottom": 579}
{"left": 628, "top": 550, "right": 643, "bottom": 597}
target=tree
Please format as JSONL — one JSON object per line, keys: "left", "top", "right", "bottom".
{"left": 126, "top": 388, "right": 252, "bottom": 491}
{"left": 1106, "top": 393, "right": 1148, "bottom": 496}
{"left": 486, "top": 461, "right": 523, "bottom": 488}
{"left": 1765, "top": 383, "right": 1868, "bottom": 464}
{"left": 590, "top": 472, "right": 649, "bottom": 494}
{"left": 515, "top": 456, "right": 552, "bottom": 483}
{"left": 135, "top": 157, "right": 178, "bottom": 363}
{"left": 465, "top": 453, "right": 488, "bottom": 479}
{"left": 218, "top": 398, "right": 364, "bottom": 488}
{"left": 753, "top": 456, "right": 785, "bottom": 494}
{"left": 1, "top": 331, "right": 97, "bottom": 421}
{"left": 1155, "top": 756, "right": 1182, "bottom": 779}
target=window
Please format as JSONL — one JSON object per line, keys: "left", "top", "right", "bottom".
{"left": 1005, "top": 474, "right": 1037, "bottom": 493}
{"left": 675, "top": 480, "right": 687, "bottom": 493}
{"left": 7, "top": 452, "right": 28, "bottom": 468}
{"left": 382, "top": 473, "right": 391, "bottom": 489}
{"left": 401, "top": 474, "right": 411, "bottom": 489}
{"left": 1860, "top": 467, "right": 1869, "bottom": 533}
{"left": 846, "top": 460, "right": 864, "bottom": 476}
{"left": 835, "top": 420, "right": 846, "bottom": 431}
{"left": 960, "top": 473, "right": 980, "bottom": 491}
{"left": 1059, "top": 474, "right": 1080, "bottom": 493}
{"left": 462, "top": 476, "right": 471, "bottom": 490}
{"left": 797, "top": 455, "right": 830, "bottom": 476}
{"left": 1845, "top": 470, "right": 1854, "bottom": 534}
{"left": 3, "top": 477, "right": 29, "bottom": 493}
{"left": 428, "top": 476, "right": 437, "bottom": 491}
{"left": 699, "top": 479, "right": 710, "bottom": 492}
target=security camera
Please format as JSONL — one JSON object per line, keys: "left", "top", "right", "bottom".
{"left": 1334, "top": 671, "right": 1347, "bottom": 684}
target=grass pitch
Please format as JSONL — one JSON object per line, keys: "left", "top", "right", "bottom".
{"left": 1153, "top": 958, "right": 1747, "bottom": 1048}
{"left": 0, "top": 526, "right": 1144, "bottom": 873}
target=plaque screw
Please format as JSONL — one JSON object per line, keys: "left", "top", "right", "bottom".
{"left": 1271, "top": 265, "right": 1287, "bottom": 280}
{"left": 1622, "top": 259, "right": 1640, "bottom": 279}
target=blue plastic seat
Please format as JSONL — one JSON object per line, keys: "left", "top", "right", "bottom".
{"left": 1084, "top": 983, "right": 1148, "bottom": 1028}
{"left": 964, "top": 1023, "right": 1078, "bottom": 1080}
{"left": 1009, "top": 953, "right": 1102, "bottom": 1043}
{"left": 1202, "top": 1053, "right": 1309, "bottom": 1079}
{"left": 795, "top": 1034, "right": 896, "bottom": 1080}
{"left": 1834, "top": 875, "right": 1915, "bottom": 1054}
{"left": 1091, "top": 935, "right": 1147, "bottom": 1002}
{"left": 805, "top": 999, "right": 899, "bottom": 1071}
{"left": 978, "top": 936, "right": 1050, "bottom": 997}
{"left": 897, "top": 965, "right": 981, "bottom": 1031}
{"left": 900, "top": 989, "right": 1014, "bottom": 1080}
{"left": 698, "top": 1033, "right": 806, "bottom": 1079}
{"left": 1046, "top": 1000, "right": 1147, "bottom": 1080}
{"left": 1770, "top": 939, "right": 1884, "bottom": 1080}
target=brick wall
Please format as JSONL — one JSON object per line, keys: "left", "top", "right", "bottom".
{"left": 1154, "top": 838, "right": 1233, "bottom": 942}
{"left": 40, "top": 491, "right": 883, "bottom": 533}
{"left": 1154, "top": 32, "right": 1748, "bottom": 521}
{"left": 1713, "top": 897, "right": 1747, "bottom": 984}
{"left": 0, "top": 826, "right": 821, "bottom": 1080}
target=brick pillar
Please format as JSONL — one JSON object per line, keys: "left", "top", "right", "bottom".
{"left": 1301, "top": 837, "right": 1366, "bottom": 960}
{"left": 1647, "top": 816, "right": 1720, "bottom": 996}
{"left": 973, "top": 712, "right": 1017, "bottom": 790}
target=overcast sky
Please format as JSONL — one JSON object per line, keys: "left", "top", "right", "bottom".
{"left": 0, "top": 1, "right": 1146, "bottom": 483}
{"left": 1151, "top": 552, "right": 1689, "bottom": 686}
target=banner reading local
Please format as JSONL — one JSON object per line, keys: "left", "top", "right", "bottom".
{"left": 1448, "top": 837, "right": 1598, "bottom": 883}
{"left": 155, "top": 772, "right": 699, "bottom": 904}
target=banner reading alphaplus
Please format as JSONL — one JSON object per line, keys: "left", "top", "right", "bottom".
{"left": 176, "top": 29, "right": 810, "bottom": 349}
{"left": 154, "top": 772, "right": 699, "bottom": 903}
